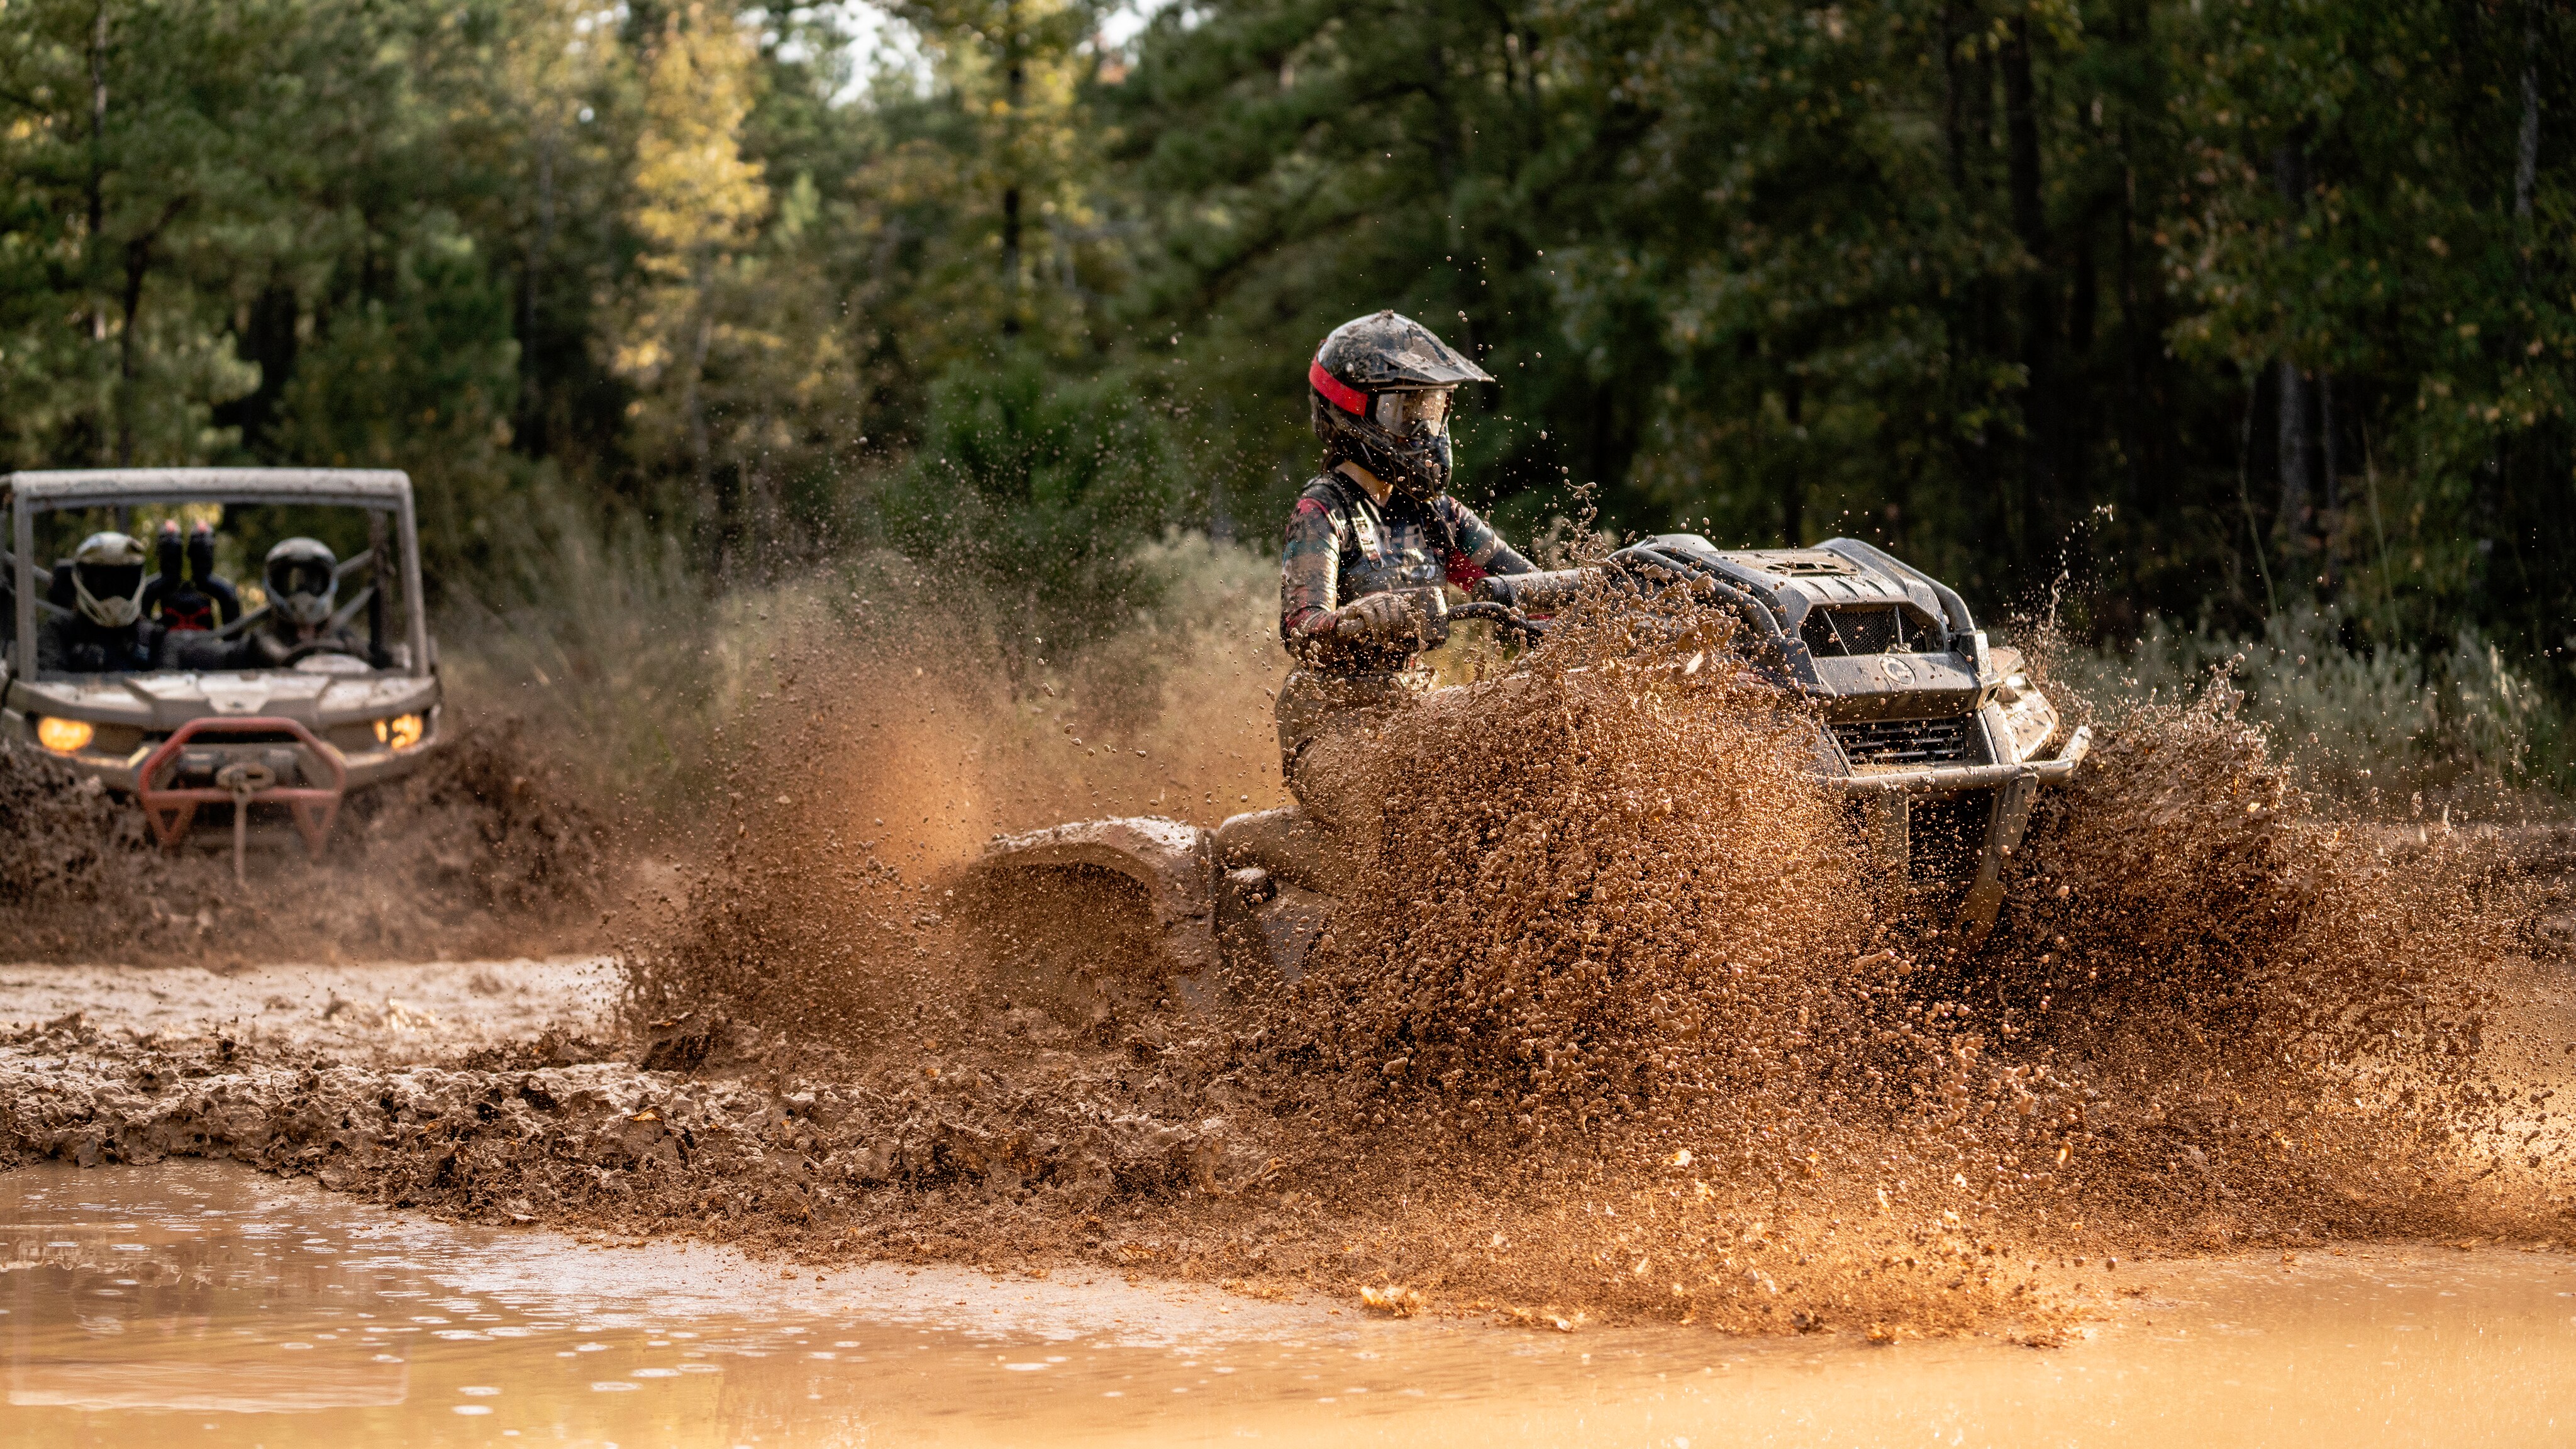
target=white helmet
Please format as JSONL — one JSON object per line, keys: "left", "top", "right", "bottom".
{"left": 70, "top": 531, "right": 149, "bottom": 628}
{"left": 264, "top": 537, "right": 338, "bottom": 627}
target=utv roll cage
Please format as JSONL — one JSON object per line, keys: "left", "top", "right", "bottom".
{"left": 3, "top": 468, "right": 431, "bottom": 682}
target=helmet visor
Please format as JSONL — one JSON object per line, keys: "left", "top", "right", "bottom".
{"left": 1374, "top": 389, "right": 1452, "bottom": 435}
{"left": 78, "top": 562, "right": 145, "bottom": 602}
{"left": 268, "top": 558, "right": 335, "bottom": 600}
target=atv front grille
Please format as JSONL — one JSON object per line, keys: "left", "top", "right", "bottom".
{"left": 1833, "top": 715, "right": 1984, "bottom": 768}
{"left": 1801, "top": 605, "right": 1916, "bottom": 655}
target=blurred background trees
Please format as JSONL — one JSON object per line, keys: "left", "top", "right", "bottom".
{"left": 2, "top": 0, "right": 2570, "bottom": 770}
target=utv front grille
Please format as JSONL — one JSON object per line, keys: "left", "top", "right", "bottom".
{"left": 1832, "top": 715, "right": 1984, "bottom": 768}
{"left": 1801, "top": 605, "right": 1923, "bottom": 655}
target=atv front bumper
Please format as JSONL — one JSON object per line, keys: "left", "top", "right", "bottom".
{"left": 1827, "top": 724, "right": 2093, "bottom": 940}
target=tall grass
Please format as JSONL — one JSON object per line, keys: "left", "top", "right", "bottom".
{"left": 435, "top": 491, "right": 726, "bottom": 823}
{"left": 2043, "top": 604, "right": 2567, "bottom": 816}
{"left": 434, "top": 506, "right": 1292, "bottom": 836}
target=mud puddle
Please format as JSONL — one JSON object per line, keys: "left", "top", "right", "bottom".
{"left": 5, "top": 1161, "right": 2572, "bottom": 1447}
{"left": 0, "top": 957, "right": 616, "bottom": 1060}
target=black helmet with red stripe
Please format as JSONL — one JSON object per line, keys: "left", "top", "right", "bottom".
{"left": 1308, "top": 311, "right": 1493, "bottom": 501}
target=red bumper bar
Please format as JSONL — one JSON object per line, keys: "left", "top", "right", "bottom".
{"left": 135, "top": 716, "right": 348, "bottom": 859}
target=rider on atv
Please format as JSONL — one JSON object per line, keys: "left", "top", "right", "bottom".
{"left": 1276, "top": 310, "right": 1536, "bottom": 799}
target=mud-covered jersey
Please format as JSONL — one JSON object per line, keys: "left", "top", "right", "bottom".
{"left": 1278, "top": 469, "right": 1535, "bottom": 673}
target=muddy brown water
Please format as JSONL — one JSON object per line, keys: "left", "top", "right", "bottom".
{"left": 6, "top": 1161, "right": 2573, "bottom": 1447}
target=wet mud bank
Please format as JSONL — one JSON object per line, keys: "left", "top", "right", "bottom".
{"left": 0, "top": 719, "right": 610, "bottom": 966}
{"left": 0, "top": 980, "right": 1257, "bottom": 1274}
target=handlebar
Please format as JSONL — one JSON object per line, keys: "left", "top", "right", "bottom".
{"left": 1448, "top": 601, "right": 1549, "bottom": 640}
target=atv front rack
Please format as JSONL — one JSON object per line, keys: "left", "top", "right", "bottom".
{"left": 135, "top": 716, "right": 348, "bottom": 876}
{"left": 1825, "top": 724, "right": 2093, "bottom": 797}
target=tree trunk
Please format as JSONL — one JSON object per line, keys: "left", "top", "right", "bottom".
{"left": 684, "top": 299, "right": 717, "bottom": 555}
{"left": 113, "top": 196, "right": 190, "bottom": 466}
{"left": 2273, "top": 358, "right": 2309, "bottom": 542}
{"left": 1780, "top": 373, "right": 1806, "bottom": 547}
{"left": 2319, "top": 372, "right": 2339, "bottom": 516}
{"left": 2001, "top": 18, "right": 2055, "bottom": 564}
{"left": 1939, "top": 1, "right": 1978, "bottom": 193}
{"left": 116, "top": 238, "right": 147, "bottom": 466}
{"left": 2270, "top": 143, "right": 2312, "bottom": 543}
{"left": 2517, "top": 1, "right": 2540, "bottom": 221}
{"left": 87, "top": 2, "right": 108, "bottom": 346}
{"left": 87, "top": 3, "right": 107, "bottom": 243}
{"left": 2119, "top": 147, "right": 2143, "bottom": 512}
{"left": 519, "top": 120, "right": 558, "bottom": 443}
{"left": 1001, "top": 1, "right": 1024, "bottom": 338}
{"left": 210, "top": 282, "right": 299, "bottom": 451}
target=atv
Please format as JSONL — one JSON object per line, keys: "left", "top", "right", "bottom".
{"left": 963, "top": 535, "right": 2087, "bottom": 1019}
{"left": 3, "top": 468, "right": 445, "bottom": 874}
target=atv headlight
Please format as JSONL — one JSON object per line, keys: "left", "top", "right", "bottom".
{"left": 374, "top": 713, "right": 426, "bottom": 750}
{"left": 35, "top": 717, "right": 94, "bottom": 755}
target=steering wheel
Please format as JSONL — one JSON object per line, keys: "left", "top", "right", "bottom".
{"left": 280, "top": 638, "right": 369, "bottom": 665}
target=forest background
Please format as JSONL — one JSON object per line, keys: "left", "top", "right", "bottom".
{"left": 3, "top": 0, "right": 2571, "bottom": 798}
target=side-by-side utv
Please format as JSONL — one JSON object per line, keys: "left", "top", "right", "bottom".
{"left": 3, "top": 469, "right": 445, "bottom": 869}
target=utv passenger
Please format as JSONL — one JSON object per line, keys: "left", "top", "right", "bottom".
{"left": 187, "top": 520, "right": 243, "bottom": 626}
{"left": 226, "top": 536, "right": 367, "bottom": 669}
{"left": 143, "top": 519, "right": 236, "bottom": 633}
{"left": 37, "top": 531, "right": 165, "bottom": 673}
{"left": 1275, "top": 309, "right": 1536, "bottom": 796}
{"left": 142, "top": 521, "right": 187, "bottom": 624}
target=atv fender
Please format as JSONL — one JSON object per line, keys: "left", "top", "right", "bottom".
{"left": 967, "top": 811, "right": 1343, "bottom": 1017}
{"left": 972, "top": 816, "right": 1219, "bottom": 977}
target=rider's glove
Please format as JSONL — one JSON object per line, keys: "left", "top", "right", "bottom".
{"left": 1329, "top": 592, "right": 1411, "bottom": 640}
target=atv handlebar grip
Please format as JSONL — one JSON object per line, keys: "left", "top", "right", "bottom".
{"left": 1473, "top": 569, "right": 1591, "bottom": 611}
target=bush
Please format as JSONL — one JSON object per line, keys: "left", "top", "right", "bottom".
{"left": 2047, "top": 604, "right": 2566, "bottom": 813}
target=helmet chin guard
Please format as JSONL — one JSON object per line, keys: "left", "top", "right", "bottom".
{"left": 1308, "top": 311, "right": 1492, "bottom": 502}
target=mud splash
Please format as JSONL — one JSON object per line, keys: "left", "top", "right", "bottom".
{"left": 0, "top": 718, "right": 608, "bottom": 965}
{"left": 597, "top": 575, "right": 2568, "bottom": 1333}
{"left": 3, "top": 567, "right": 2565, "bottom": 1341}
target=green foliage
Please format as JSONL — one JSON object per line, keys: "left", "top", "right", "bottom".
{"left": 1114, "top": 0, "right": 2575, "bottom": 694}
{"left": 2053, "top": 604, "right": 2564, "bottom": 808}
{"left": 1, "top": 0, "right": 2569, "bottom": 743}
{"left": 872, "top": 349, "right": 1196, "bottom": 652}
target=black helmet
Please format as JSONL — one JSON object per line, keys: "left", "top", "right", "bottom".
{"left": 70, "top": 531, "right": 149, "bottom": 628}
{"left": 155, "top": 520, "right": 184, "bottom": 583}
{"left": 186, "top": 520, "right": 218, "bottom": 582}
{"left": 1309, "top": 310, "right": 1493, "bottom": 501}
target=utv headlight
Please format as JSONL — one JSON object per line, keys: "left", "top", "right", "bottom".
{"left": 374, "top": 713, "right": 426, "bottom": 750}
{"left": 35, "top": 717, "right": 94, "bottom": 755}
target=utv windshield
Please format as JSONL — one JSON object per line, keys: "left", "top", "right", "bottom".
{"left": 3, "top": 469, "right": 430, "bottom": 682}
